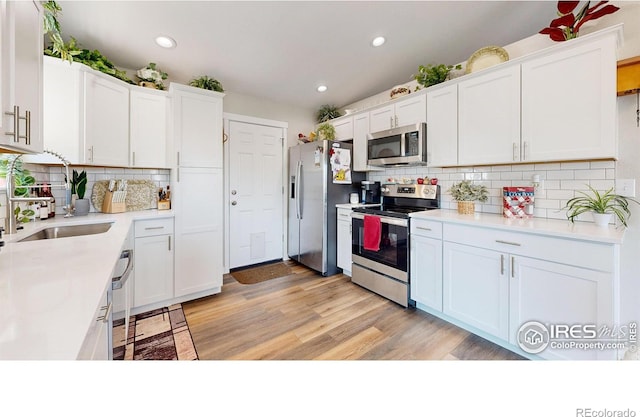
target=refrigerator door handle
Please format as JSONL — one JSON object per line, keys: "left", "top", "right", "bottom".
{"left": 296, "top": 161, "right": 303, "bottom": 219}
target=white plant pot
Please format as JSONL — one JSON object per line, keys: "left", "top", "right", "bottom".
{"left": 74, "top": 198, "right": 90, "bottom": 216}
{"left": 592, "top": 212, "right": 612, "bottom": 227}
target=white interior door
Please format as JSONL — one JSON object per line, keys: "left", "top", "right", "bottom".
{"left": 229, "top": 121, "right": 284, "bottom": 268}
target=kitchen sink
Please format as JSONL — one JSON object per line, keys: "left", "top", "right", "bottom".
{"left": 18, "top": 222, "right": 113, "bottom": 242}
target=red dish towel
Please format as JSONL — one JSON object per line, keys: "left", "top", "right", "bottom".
{"left": 363, "top": 215, "right": 381, "bottom": 252}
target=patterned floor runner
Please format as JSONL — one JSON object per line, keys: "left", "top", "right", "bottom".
{"left": 112, "top": 303, "right": 198, "bottom": 360}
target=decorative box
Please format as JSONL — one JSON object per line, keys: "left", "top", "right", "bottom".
{"left": 158, "top": 200, "right": 171, "bottom": 210}
{"left": 503, "top": 187, "right": 535, "bottom": 218}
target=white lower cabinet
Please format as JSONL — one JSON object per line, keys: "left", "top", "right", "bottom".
{"left": 336, "top": 207, "right": 352, "bottom": 276}
{"left": 510, "top": 256, "right": 613, "bottom": 360}
{"left": 77, "top": 283, "right": 111, "bottom": 360}
{"left": 409, "top": 217, "right": 619, "bottom": 360}
{"left": 410, "top": 219, "right": 443, "bottom": 311}
{"left": 133, "top": 218, "right": 174, "bottom": 309}
{"left": 443, "top": 242, "right": 509, "bottom": 340}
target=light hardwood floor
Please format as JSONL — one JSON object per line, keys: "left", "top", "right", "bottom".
{"left": 183, "top": 261, "right": 524, "bottom": 360}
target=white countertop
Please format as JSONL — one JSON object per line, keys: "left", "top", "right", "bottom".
{"left": 336, "top": 203, "right": 381, "bottom": 209}
{"left": 410, "top": 209, "right": 625, "bottom": 245}
{"left": 0, "top": 210, "right": 174, "bottom": 359}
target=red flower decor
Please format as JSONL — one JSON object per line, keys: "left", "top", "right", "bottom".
{"left": 539, "top": 1, "right": 620, "bottom": 42}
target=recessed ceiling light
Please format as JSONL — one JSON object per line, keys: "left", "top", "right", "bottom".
{"left": 155, "top": 35, "right": 177, "bottom": 49}
{"left": 371, "top": 36, "right": 386, "bottom": 47}
{"left": 317, "top": 85, "right": 328, "bottom": 93}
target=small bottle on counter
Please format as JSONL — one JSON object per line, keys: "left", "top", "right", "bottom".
{"left": 43, "top": 184, "right": 55, "bottom": 218}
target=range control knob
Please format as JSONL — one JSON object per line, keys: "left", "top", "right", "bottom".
{"left": 381, "top": 187, "right": 390, "bottom": 193}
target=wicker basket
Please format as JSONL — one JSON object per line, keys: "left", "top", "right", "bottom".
{"left": 457, "top": 201, "right": 475, "bottom": 215}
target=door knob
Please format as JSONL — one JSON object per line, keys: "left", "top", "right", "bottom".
{"left": 231, "top": 190, "right": 237, "bottom": 195}
{"left": 231, "top": 201, "right": 237, "bottom": 206}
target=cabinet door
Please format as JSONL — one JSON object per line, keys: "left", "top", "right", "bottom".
{"left": 443, "top": 242, "right": 509, "bottom": 340}
{"left": 84, "top": 72, "right": 130, "bottom": 166}
{"left": 174, "top": 167, "right": 223, "bottom": 297}
{"left": 130, "top": 89, "right": 168, "bottom": 168}
{"left": 134, "top": 234, "right": 174, "bottom": 308}
{"left": 77, "top": 285, "right": 111, "bottom": 360}
{"left": 173, "top": 90, "right": 223, "bottom": 168}
{"left": 369, "top": 104, "right": 394, "bottom": 133}
{"left": 510, "top": 255, "right": 614, "bottom": 360}
{"left": 458, "top": 66, "right": 520, "bottom": 165}
{"left": 336, "top": 211, "right": 352, "bottom": 275}
{"left": 521, "top": 36, "right": 617, "bottom": 162}
{"left": 0, "top": 0, "right": 43, "bottom": 153}
{"left": 410, "top": 234, "right": 443, "bottom": 311}
{"left": 331, "top": 117, "right": 353, "bottom": 141}
{"left": 426, "top": 84, "right": 458, "bottom": 167}
{"left": 394, "top": 94, "right": 426, "bottom": 127}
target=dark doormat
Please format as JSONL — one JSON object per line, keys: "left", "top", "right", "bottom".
{"left": 230, "top": 261, "right": 292, "bottom": 284}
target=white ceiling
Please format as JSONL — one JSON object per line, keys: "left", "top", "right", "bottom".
{"left": 55, "top": 1, "right": 558, "bottom": 110}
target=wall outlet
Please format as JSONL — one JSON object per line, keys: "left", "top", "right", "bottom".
{"left": 616, "top": 179, "right": 636, "bottom": 198}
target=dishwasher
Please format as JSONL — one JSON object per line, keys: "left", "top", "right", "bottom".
{"left": 111, "top": 229, "right": 134, "bottom": 355}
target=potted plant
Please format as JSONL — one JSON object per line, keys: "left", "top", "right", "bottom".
{"left": 316, "top": 123, "right": 336, "bottom": 140}
{"left": 449, "top": 180, "right": 489, "bottom": 214}
{"left": 316, "top": 105, "right": 342, "bottom": 123}
{"left": 68, "top": 169, "right": 89, "bottom": 216}
{"left": 189, "top": 75, "right": 224, "bottom": 92}
{"left": 414, "top": 63, "right": 462, "bottom": 89}
{"left": 136, "top": 62, "right": 168, "bottom": 90}
{"left": 564, "top": 185, "right": 639, "bottom": 227}
{"left": 539, "top": 1, "right": 620, "bottom": 42}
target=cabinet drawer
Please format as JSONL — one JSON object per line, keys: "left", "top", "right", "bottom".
{"left": 411, "top": 219, "right": 442, "bottom": 239}
{"left": 135, "top": 217, "right": 174, "bottom": 238}
{"left": 337, "top": 208, "right": 352, "bottom": 222}
{"left": 443, "top": 223, "right": 614, "bottom": 272}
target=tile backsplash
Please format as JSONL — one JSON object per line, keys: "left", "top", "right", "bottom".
{"left": 367, "top": 160, "right": 616, "bottom": 221}
{"left": 0, "top": 165, "right": 170, "bottom": 220}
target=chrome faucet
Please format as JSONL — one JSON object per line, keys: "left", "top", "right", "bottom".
{"left": 4, "top": 150, "right": 73, "bottom": 235}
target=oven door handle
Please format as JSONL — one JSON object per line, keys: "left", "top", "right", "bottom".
{"left": 351, "top": 212, "right": 408, "bottom": 227}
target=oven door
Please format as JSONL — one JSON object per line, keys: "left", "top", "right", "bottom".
{"left": 351, "top": 212, "right": 408, "bottom": 275}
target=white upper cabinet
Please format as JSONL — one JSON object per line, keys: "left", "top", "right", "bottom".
{"left": 330, "top": 116, "right": 353, "bottom": 141}
{"left": 130, "top": 88, "right": 169, "bottom": 168}
{"left": 84, "top": 72, "right": 130, "bottom": 166}
{"left": 0, "top": 0, "right": 43, "bottom": 153}
{"left": 426, "top": 83, "right": 458, "bottom": 167}
{"left": 369, "top": 94, "right": 426, "bottom": 133}
{"left": 458, "top": 65, "right": 521, "bottom": 166}
{"left": 521, "top": 33, "right": 618, "bottom": 162}
{"left": 171, "top": 83, "right": 224, "bottom": 169}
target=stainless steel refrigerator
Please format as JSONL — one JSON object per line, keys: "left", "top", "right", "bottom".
{"left": 288, "top": 140, "right": 365, "bottom": 276}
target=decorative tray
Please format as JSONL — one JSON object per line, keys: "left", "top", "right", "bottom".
{"left": 91, "top": 180, "right": 158, "bottom": 212}
{"left": 465, "top": 46, "right": 509, "bottom": 74}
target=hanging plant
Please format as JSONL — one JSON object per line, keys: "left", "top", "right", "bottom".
{"left": 539, "top": 1, "right": 620, "bottom": 42}
{"left": 189, "top": 75, "right": 224, "bottom": 92}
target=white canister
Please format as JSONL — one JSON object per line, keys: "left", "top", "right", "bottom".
{"left": 350, "top": 193, "right": 359, "bottom": 204}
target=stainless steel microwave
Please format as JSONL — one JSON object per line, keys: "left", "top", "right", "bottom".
{"left": 367, "top": 122, "right": 427, "bottom": 166}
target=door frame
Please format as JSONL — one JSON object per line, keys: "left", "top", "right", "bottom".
{"left": 223, "top": 113, "right": 288, "bottom": 273}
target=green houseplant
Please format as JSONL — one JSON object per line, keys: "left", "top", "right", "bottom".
{"left": 316, "top": 105, "right": 342, "bottom": 123}
{"left": 316, "top": 123, "right": 336, "bottom": 140}
{"left": 564, "top": 185, "right": 639, "bottom": 227}
{"left": 414, "top": 63, "right": 463, "bottom": 89}
{"left": 189, "top": 75, "right": 224, "bottom": 92}
{"left": 449, "top": 180, "right": 489, "bottom": 214}
{"left": 1, "top": 155, "right": 37, "bottom": 223}
{"left": 68, "top": 169, "right": 89, "bottom": 216}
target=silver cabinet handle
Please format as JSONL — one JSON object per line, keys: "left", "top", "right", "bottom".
{"left": 511, "top": 256, "right": 515, "bottom": 278}
{"left": 512, "top": 142, "right": 518, "bottom": 161}
{"left": 523, "top": 141, "right": 528, "bottom": 161}
{"left": 25, "top": 110, "right": 31, "bottom": 145}
{"left": 145, "top": 226, "right": 165, "bottom": 230}
{"left": 339, "top": 213, "right": 350, "bottom": 217}
{"left": 176, "top": 152, "right": 180, "bottom": 182}
{"left": 500, "top": 254, "right": 505, "bottom": 275}
{"left": 97, "top": 302, "right": 112, "bottom": 323}
{"left": 132, "top": 151, "right": 136, "bottom": 166}
{"left": 394, "top": 115, "right": 398, "bottom": 127}
{"left": 168, "top": 235, "right": 171, "bottom": 251}
{"left": 389, "top": 116, "right": 393, "bottom": 129}
{"left": 4, "top": 105, "right": 20, "bottom": 142}
{"left": 88, "top": 146, "right": 94, "bottom": 163}
{"left": 496, "top": 239, "right": 521, "bottom": 247}
{"left": 416, "top": 226, "right": 432, "bottom": 231}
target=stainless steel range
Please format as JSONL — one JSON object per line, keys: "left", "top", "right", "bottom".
{"left": 351, "top": 184, "right": 440, "bottom": 307}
